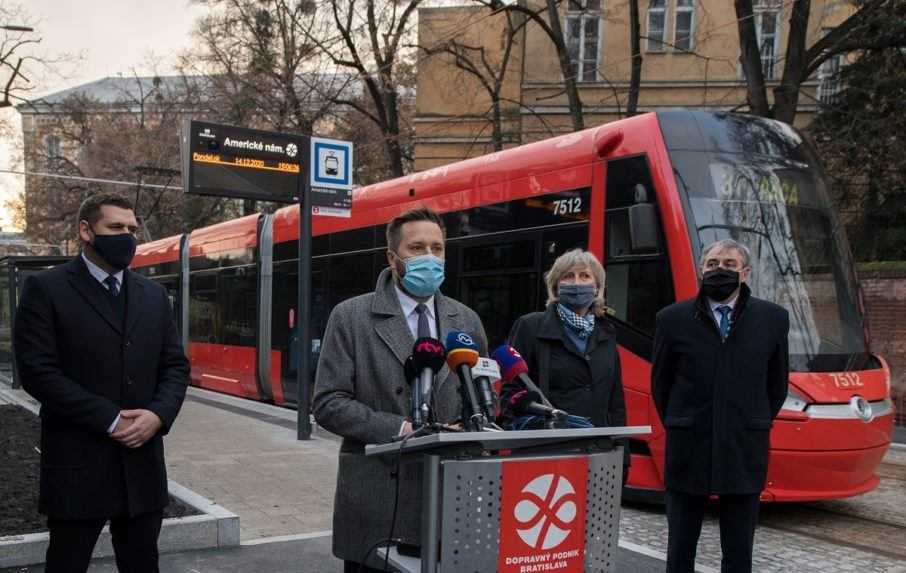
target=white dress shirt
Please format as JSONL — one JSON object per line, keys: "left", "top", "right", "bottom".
{"left": 708, "top": 295, "right": 737, "bottom": 329}
{"left": 82, "top": 253, "right": 123, "bottom": 293}
{"left": 394, "top": 284, "right": 437, "bottom": 340}
{"left": 82, "top": 253, "right": 124, "bottom": 434}
{"left": 393, "top": 284, "right": 438, "bottom": 435}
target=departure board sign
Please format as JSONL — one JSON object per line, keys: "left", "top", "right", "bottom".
{"left": 183, "top": 120, "right": 306, "bottom": 203}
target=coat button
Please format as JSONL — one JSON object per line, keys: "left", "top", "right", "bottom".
{"left": 126, "top": 377, "right": 133, "bottom": 385}
{"left": 125, "top": 341, "right": 131, "bottom": 348}
{"left": 395, "top": 386, "right": 404, "bottom": 395}
{"left": 585, "top": 355, "right": 591, "bottom": 361}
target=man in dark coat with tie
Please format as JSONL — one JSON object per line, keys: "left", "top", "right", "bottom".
{"left": 14, "top": 194, "right": 189, "bottom": 573}
{"left": 313, "top": 207, "right": 487, "bottom": 572}
{"left": 652, "top": 239, "right": 789, "bottom": 573}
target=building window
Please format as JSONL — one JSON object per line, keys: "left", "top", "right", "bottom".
{"left": 818, "top": 28, "right": 843, "bottom": 105}
{"left": 43, "top": 134, "right": 61, "bottom": 159}
{"left": 646, "top": 0, "right": 667, "bottom": 52}
{"left": 754, "top": 0, "right": 782, "bottom": 80}
{"left": 673, "top": 0, "right": 695, "bottom": 52}
{"left": 566, "top": 0, "right": 601, "bottom": 82}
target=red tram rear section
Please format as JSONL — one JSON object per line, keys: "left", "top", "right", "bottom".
{"left": 132, "top": 110, "right": 894, "bottom": 502}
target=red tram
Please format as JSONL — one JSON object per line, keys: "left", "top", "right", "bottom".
{"left": 132, "top": 110, "right": 894, "bottom": 501}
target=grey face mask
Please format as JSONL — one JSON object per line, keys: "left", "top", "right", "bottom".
{"left": 558, "top": 283, "right": 596, "bottom": 311}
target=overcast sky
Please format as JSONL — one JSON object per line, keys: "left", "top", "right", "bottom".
{"left": 0, "top": 0, "right": 208, "bottom": 231}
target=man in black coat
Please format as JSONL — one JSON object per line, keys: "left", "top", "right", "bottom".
{"left": 14, "top": 194, "right": 189, "bottom": 573}
{"left": 652, "top": 239, "right": 789, "bottom": 573}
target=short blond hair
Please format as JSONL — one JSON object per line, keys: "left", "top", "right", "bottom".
{"left": 544, "top": 249, "right": 607, "bottom": 318}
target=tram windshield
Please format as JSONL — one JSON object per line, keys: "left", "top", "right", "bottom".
{"left": 667, "top": 116, "right": 869, "bottom": 372}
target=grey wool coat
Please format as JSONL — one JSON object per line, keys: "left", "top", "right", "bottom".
{"left": 313, "top": 267, "right": 488, "bottom": 564}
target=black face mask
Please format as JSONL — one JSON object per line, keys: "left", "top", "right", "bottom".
{"left": 701, "top": 268, "right": 740, "bottom": 301}
{"left": 89, "top": 229, "right": 137, "bottom": 271}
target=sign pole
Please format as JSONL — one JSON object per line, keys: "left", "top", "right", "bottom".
{"left": 297, "top": 136, "right": 313, "bottom": 440}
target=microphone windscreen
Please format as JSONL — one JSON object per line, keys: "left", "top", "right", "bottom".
{"left": 508, "top": 389, "right": 543, "bottom": 416}
{"left": 491, "top": 344, "right": 529, "bottom": 382}
{"left": 412, "top": 337, "right": 446, "bottom": 373}
{"left": 445, "top": 331, "right": 479, "bottom": 369}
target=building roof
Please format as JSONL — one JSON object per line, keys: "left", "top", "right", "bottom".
{"left": 17, "top": 73, "right": 367, "bottom": 114}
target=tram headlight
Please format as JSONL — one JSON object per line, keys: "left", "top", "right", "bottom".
{"left": 781, "top": 386, "right": 810, "bottom": 412}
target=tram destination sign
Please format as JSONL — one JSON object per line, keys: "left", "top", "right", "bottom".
{"left": 183, "top": 120, "right": 305, "bottom": 203}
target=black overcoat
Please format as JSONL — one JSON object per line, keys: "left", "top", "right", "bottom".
{"left": 505, "top": 305, "right": 627, "bottom": 429}
{"left": 13, "top": 256, "right": 189, "bottom": 519}
{"left": 651, "top": 284, "right": 789, "bottom": 495}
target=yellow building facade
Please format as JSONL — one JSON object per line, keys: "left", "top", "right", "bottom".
{"left": 415, "top": 0, "right": 853, "bottom": 171}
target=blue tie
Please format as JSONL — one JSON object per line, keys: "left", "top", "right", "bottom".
{"left": 104, "top": 275, "right": 120, "bottom": 298}
{"left": 717, "top": 305, "right": 732, "bottom": 340}
{"left": 415, "top": 303, "right": 430, "bottom": 339}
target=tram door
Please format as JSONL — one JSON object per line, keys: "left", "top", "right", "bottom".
{"left": 450, "top": 225, "right": 587, "bottom": 348}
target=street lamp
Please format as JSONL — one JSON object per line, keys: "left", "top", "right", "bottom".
{"left": 0, "top": 25, "right": 34, "bottom": 32}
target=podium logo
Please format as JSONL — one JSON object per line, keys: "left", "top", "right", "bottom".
{"left": 513, "top": 474, "right": 579, "bottom": 550}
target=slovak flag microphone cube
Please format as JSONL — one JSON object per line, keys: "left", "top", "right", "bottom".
{"left": 491, "top": 344, "right": 529, "bottom": 383}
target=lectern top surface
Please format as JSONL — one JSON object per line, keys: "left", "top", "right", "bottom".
{"left": 365, "top": 425, "right": 651, "bottom": 457}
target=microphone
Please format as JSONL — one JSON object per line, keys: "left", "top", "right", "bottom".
{"left": 445, "top": 331, "right": 486, "bottom": 431}
{"left": 411, "top": 337, "right": 446, "bottom": 424}
{"left": 404, "top": 355, "right": 422, "bottom": 428}
{"left": 490, "top": 345, "right": 553, "bottom": 408}
{"left": 471, "top": 357, "right": 501, "bottom": 421}
{"left": 509, "top": 389, "right": 567, "bottom": 420}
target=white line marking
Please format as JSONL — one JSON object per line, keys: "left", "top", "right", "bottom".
{"left": 241, "top": 530, "right": 333, "bottom": 546}
{"left": 619, "top": 539, "right": 720, "bottom": 573}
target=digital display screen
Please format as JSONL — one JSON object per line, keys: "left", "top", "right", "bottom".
{"left": 184, "top": 120, "right": 306, "bottom": 203}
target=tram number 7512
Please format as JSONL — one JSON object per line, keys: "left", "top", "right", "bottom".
{"left": 552, "top": 197, "right": 583, "bottom": 216}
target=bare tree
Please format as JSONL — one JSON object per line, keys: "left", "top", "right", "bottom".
{"left": 483, "top": 0, "right": 585, "bottom": 131}
{"left": 0, "top": 3, "right": 40, "bottom": 109}
{"left": 736, "top": 0, "right": 904, "bottom": 124}
{"left": 24, "top": 76, "right": 239, "bottom": 247}
{"left": 305, "top": 0, "right": 422, "bottom": 177}
{"left": 186, "top": 0, "right": 345, "bottom": 133}
{"left": 420, "top": 9, "right": 527, "bottom": 152}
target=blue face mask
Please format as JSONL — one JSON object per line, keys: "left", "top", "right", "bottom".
{"left": 398, "top": 254, "right": 445, "bottom": 297}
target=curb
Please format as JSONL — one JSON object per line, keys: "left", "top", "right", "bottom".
{"left": 0, "top": 381, "right": 240, "bottom": 568}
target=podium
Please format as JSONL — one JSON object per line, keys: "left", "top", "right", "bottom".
{"left": 365, "top": 426, "right": 651, "bottom": 573}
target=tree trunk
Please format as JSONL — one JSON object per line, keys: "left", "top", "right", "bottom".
{"left": 735, "top": 0, "right": 771, "bottom": 117}
{"left": 772, "top": 0, "right": 810, "bottom": 124}
{"left": 383, "top": 88, "right": 405, "bottom": 177}
{"left": 627, "top": 0, "right": 643, "bottom": 116}
{"left": 491, "top": 94, "right": 503, "bottom": 151}
{"left": 545, "top": 0, "right": 584, "bottom": 131}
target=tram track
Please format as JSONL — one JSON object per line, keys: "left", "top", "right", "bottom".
{"left": 759, "top": 463, "right": 906, "bottom": 561}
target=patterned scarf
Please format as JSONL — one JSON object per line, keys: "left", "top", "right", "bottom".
{"left": 557, "top": 303, "right": 596, "bottom": 339}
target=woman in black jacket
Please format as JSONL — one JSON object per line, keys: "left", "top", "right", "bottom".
{"left": 502, "top": 249, "right": 627, "bottom": 435}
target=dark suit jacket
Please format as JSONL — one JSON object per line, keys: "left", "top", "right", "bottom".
{"left": 13, "top": 256, "right": 189, "bottom": 519}
{"left": 504, "top": 305, "right": 626, "bottom": 429}
{"left": 651, "top": 283, "right": 789, "bottom": 495}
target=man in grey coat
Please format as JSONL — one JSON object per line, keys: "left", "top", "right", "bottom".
{"left": 313, "top": 207, "right": 488, "bottom": 573}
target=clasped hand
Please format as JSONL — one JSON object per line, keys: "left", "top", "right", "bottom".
{"left": 111, "top": 409, "right": 162, "bottom": 448}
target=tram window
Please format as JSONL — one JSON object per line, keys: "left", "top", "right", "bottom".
{"left": 220, "top": 267, "right": 257, "bottom": 347}
{"left": 461, "top": 274, "right": 538, "bottom": 348}
{"left": 462, "top": 241, "right": 534, "bottom": 272}
{"left": 329, "top": 252, "right": 375, "bottom": 308}
{"left": 604, "top": 155, "right": 675, "bottom": 347}
{"left": 331, "top": 227, "right": 374, "bottom": 254}
{"left": 0, "top": 271, "right": 10, "bottom": 369}
{"left": 189, "top": 273, "right": 220, "bottom": 344}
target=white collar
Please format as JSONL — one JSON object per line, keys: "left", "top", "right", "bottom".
{"left": 394, "top": 283, "right": 435, "bottom": 319}
{"left": 709, "top": 295, "right": 738, "bottom": 312}
{"left": 81, "top": 253, "right": 124, "bottom": 286}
